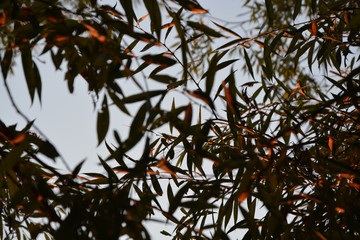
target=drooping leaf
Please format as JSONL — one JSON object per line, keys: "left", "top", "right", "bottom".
{"left": 97, "top": 95, "right": 110, "bottom": 144}
{"left": 21, "top": 43, "right": 37, "bottom": 102}
{"left": 143, "top": 0, "right": 162, "bottom": 38}
{"left": 120, "top": 0, "right": 136, "bottom": 28}
{"left": 1, "top": 45, "right": 12, "bottom": 80}
{"left": 265, "top": 0, "right": 274, "bottom": 26}
{"left": 293, "top": 0, "right": 302, "bottom": 20}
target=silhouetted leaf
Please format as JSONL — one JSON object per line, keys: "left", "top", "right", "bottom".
{"left": 1, "top": 46, "right": 12, "bottom": 80}
{"left": 187, "top": 21, "right": 223, "bottom": 37}
{"left": 97, "top": 96, "right": 110, "bottom": 144}
{"left": 143, "top": 0, "right": 162, "bottom": 38}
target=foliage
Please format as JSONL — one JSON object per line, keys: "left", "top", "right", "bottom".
{"left": 1, "top": 0, "right": 360, "bottom": 239}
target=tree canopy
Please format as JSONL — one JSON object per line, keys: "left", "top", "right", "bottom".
{"left": 1, "top": 0, "right": 360, "bottom": 239}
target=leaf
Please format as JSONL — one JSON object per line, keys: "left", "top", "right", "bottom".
{"left": 205, "top": 53, "right": 220, "bottom": 95}
{"left": 184, "top": 102, "right": 193, "bottom": 125}
{"left": 173, "top": 0, "right": 208, "bottom": 13}
{"left": 143, "top": 0, "right": 162, "bottom": 38}
{"left": 142, "top": 54, "right": 177, "bottom": 67}
{"left": 140, "top": 43, "right": 154, "bottom": 52}
{"left": 311, "top": 20, "right": 317, "bottom": 36}
{"left": 167, "top": 183, "right": 174, "bottom": 202}
{"left": 0, "top": 142, "right": 28, "bottom": 172}
{"left": 216, "top": 38, "right": 249, "bottom": 50}
{"left": 151, "top": 174, "right": 163, "bottom": 195}
{"left": 328, "top": 137, "right": 334, "bottom": 152}
{"left": 33, "top": 62, "right": 42, "bottom": 102}
{"left": 123, "top": 90, "right": 165, "bottom": 104}
{"left": 211, "top": 21, "right": 242, "bottom": 38}
{"left": 120, "top": 0, "right": 136, "bottom": 28}
{"left": 149, "top": 74, "right": 177, "bottom": 84}
{"left": 238, "top": 191, "right": 249, "bottom": 203}
{"left": 1, "top": 45, "right": 12, "bottom": 80}
{"left": 37, "top": 140, "right": 59, "bottom": 160}
{"left": 169, "top": 182, "right": 192, "bottom": 214}
{"left": 244, "top": 49, "right": 255, "bottom": 79}
{"left": 125, "top": 103, "right": 148, "bottom": 150}
{"left": 97, "top": 96, "right": 110, "bottom": 144}
{"left": 137, "top": 14, "right": 149, "bottom": 24}
{"left": 161, "top": 22, "right": 174, "bottom": 29}
{"left": 308, "top": 39, "right": 315, "bottom": 73}
{"left": 170, "top": 98, "right": 175, "bottom": 134}
{"left": 222, "top": 81, "right": 236, "bottom": 116}
{"left": 21, "top": 43, "right": 36, "bottom": 102}
{"left": 50, "top": 49, "right": 64, "bottom": 70}
{"left": 293, "top": 0, "right": 302, "bottom": 20}
{"left": 99, "top": 156, "right": 118, "bottom": 182}
{"left": 217, "top": 59, "right": 238, "bottom": 71}
{"left": 160, "top": 230, "right": 172, "bottom": 236}
{"left": 187, "top": 21, "right": 223, "bottom": 38}
{"left": 72, "top": 159, "right": 86, "bottom": 178}
{"left": 108, "top": 90, "right": 130, "bottom": 115}
{"left": 265, "top": 0, "right": 274, "bottom": 26}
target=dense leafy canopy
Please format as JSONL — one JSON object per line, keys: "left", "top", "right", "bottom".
{"left": 1, "top": 0, "right": 360, "bottom": 239}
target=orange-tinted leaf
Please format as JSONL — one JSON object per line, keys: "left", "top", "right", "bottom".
{"left": 161, "top": 23, "right": 175, "bottom": 29}
{"left": 315, "top": 231, "right": 327, "bottom": 240}
{"left": 53, "top": 35, "right": 69, "bottom": 42}
{"left": 156, "top": 158, "right": 176, "bottom": 175}
{"left": 328, "top": 137, "right": 334, "bottom": 152}
{"left": 137, "top": 14, "right": 149, "bottom": 24}
{"left": 335, "top": 207, "right": 345, "bottom": 213}
{"left": 238, "top": 191, "right": 249, "bottom": 203}
{"left": 338, "top": 173, "right": 354, "bottom": 179}
{"left": 222, "top": 82, "right": 236, "bottom": 115}
{"left": 311, "top": 20, "right": 317, "bottom": 35}
{"left": 253, "top": 40, "right": 264, "bottom": 48}
{"left": 0, "top": 11, "right": 6, "bottom": 26}
{"left": 184, "top": 102, "right": 193, "bottom": 125}
{"left": 191, "top": 8, "right": 208, "bottom": 13}
{"left": 9, "top": 134, "right": 26, "bottom": 145}
{"left": 83, "top": 23, "right": 106, "bottom": 42}
{"left": 297, "top": 82, "right": 306, "bottom": 97}
{"left": 344, "top": 11, "right": 349, "bottom": 25}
